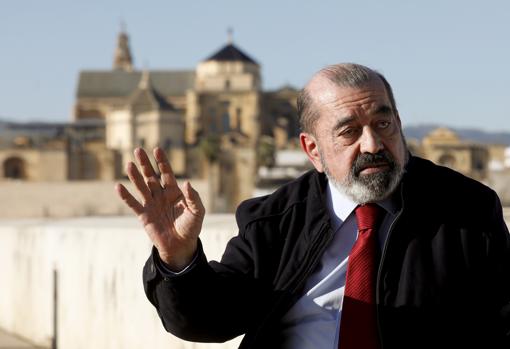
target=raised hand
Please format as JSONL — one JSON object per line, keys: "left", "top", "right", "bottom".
{"left": 115, "top": 147, "right": 205, "bottom": 271}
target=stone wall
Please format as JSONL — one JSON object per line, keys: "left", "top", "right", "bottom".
{"left": 0, "top": 149, "right": 67, "bottom": 181}
{"left": 1, "top": 181, "right": 508, "bottom": 348}
{"left": 0, "top": 215, "right": 241, "bottom": 349}
{"left": 0, "top": 179, "right": 209, "bottom": 219}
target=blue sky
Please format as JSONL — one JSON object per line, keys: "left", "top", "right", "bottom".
{"left": 1, "top": 0, "right": 510, "bottom": 131}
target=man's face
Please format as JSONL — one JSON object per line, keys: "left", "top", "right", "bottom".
{"left": 300, "top": 76, "right": 408, "bottom": 203}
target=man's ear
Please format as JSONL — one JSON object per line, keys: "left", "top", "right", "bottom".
{"left": 300, "top": 132, "right": 324, "bottom": 172}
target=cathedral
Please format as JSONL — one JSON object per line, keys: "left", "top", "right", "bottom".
{"left": 0, "top": 29, "right": 500, "bottom": 211}
{"left": 73, "top": 28, "right": 300, "bottom": 181}
{"left": 0, "top": 29, "right": 300, "bottom": 210}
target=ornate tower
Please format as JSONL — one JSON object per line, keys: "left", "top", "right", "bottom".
{"left": 113, "top": 23, "right": 133, "bottom": 72}
{"left": 187, "top": 31, "right": 262, "bottom": 145}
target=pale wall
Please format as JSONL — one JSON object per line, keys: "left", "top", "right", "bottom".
{"left": 1, "top": 211, "right": 509, "bottom": 349}
{"left": 0, "top": 215, "right": 242, "bottom": 349}
{"left": 0, "top": 179, "right": 210, "bottom": 219}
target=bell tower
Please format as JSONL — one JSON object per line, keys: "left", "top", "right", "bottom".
{"left": 113, "top": 21, "right": 134, "bottom": 72}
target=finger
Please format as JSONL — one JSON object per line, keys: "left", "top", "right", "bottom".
{"left": 134, "top": 147, "right": 158, "bottom": 178}
{"left": 115, "top": 183, "right": 144, "bottom": 215}
{"left": 182, "top": 181, "right": 205, "bottom": 216}
{"left": 154, "top": 147, "right": 177, "bottom": 189}
{"left": 134, "top": 148, "right": 162, "bottom": 196}
{"left": 126, "top": 161, "right": 153, "bottom": 204}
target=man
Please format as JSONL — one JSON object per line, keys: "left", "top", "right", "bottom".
{"left": 116, "top": 63, "right": 510, "bottom": 348}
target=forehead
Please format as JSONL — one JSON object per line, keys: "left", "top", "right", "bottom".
{"left": 309, "top": 77, "right": 390, "bottom": 114}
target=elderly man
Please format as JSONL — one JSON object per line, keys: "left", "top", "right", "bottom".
{"left": 116, "top": 63, "right": 510, "bottom": 348}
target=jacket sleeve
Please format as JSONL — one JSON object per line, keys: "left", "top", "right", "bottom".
{"left": 142, "top": 223, "right": 273, "bottom": 343}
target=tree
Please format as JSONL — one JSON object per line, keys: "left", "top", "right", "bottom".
{"left": 199, "top": 135, "right": 221, "bottom": 163}
{"left": 257, "top": 136, "right": 275, "bottom": 168}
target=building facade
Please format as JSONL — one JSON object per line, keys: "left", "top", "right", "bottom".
{"left": 0, "top": 29, "right": 301, "bottom": 211}
{"left": 2, "top": 29, "right": 507, "bottom": 210}
{"left": 408, "top": 127, "right": 490, "bottom": 180}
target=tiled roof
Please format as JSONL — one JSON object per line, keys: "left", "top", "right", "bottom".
{"left": 204, "top": 44, "right": 258, "bottom": 65}
{"left": 76, "top": 70, "right": 195, "bottom": 98}
{"left": 128, "top": 86, "right": 174, "bottom": 111}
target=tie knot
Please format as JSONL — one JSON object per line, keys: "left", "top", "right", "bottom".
{"left": 355, "top": 203, "right": 383, "bottom": 231}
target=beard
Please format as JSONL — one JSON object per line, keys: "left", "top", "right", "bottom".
{"left": 320, "top": 149, "right": 404, "bottom": 204}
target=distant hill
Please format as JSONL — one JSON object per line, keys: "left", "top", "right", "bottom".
{"left": 404, "top": 124, "right": 510, "bottom": 146}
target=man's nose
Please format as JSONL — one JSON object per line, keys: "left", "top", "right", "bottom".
{"left": 359, "top": 126, "right": 384, "bottom": 154}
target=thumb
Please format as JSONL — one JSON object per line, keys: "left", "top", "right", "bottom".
{"left": 182, "top": 181, "right": 205, "bottom": 216}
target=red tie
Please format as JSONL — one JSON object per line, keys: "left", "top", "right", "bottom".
{"left": 339, "top": 203, "right": 382, "bottom": 349}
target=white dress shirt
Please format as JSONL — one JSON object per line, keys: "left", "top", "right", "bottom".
{"left": 278, "top": 181, "right": 400, "bottom": 349}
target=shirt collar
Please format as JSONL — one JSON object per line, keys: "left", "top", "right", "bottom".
{"left": 326, "top": 179, "right": 400, "bottom": 232}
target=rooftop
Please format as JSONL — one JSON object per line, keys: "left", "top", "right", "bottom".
{"left": 77, "top": 70, "right": 195, "bottom": 98}
{"left": 204, "top": 43, "right": 258, "bottom": 65}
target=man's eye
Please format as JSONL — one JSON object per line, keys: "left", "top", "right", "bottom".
{"left": 340, "top": 128, "right": 358, "bottom": 138}
{"left": 377, "top": 121, "right": 391, "bottom": 129}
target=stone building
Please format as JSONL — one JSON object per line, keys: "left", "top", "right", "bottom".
{"left": 0, "top": 120, "right": 119, "bottom": 181}
{"left": 0, "top": 29, "right": 300, "bottom": 211}
{"left": 105, "top": 70, "right": 186, "bottom": 175}
{"left": 74, "top": 29, "right": 300, "bottom": 210}
{"left": 409, "top": 127, "right": 490, "bottom": 180}
{"left": 18, "top": 31, "right": 502, "bottom": 208}
{"left": 487, "top": 143, "right": 509, "bottom": 171}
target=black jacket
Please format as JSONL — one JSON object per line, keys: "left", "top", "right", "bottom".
{"left": 143, "top": 156, "right": 510, "bottom": 348}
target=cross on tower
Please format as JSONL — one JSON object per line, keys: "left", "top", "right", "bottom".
{"left": 227, "top": 27, "right": 233, "bottom": 44}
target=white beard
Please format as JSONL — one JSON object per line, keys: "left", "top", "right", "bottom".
{"left": 319, "top": 149, "right": 404, "bottom": 204}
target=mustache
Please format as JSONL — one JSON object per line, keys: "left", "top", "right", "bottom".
{"left": 351, "top": 150, "right": 395, "bottom": 176}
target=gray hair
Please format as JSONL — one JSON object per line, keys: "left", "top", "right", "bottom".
{"left": 297, "top": 63, "right": 398, "bottom": 134}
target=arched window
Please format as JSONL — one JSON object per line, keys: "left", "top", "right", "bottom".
{"left": 4, "top": 157, "right": 26, "bottom": 179}
{"left": 438, "top": 154, "right": 456, "bottom": 168}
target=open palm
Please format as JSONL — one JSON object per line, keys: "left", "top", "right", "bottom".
{"left": 116, "top": 147, "right": 205, "bottom": 270}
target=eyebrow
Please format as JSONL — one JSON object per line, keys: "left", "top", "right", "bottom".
{"left": 332, "top": 116, "right": 356, "bottom": 132}
{"left": 375, "top": 105, "right": 393, "bottom": 115}
{"left": 332, "top": 104, "right": 394, "bottom": 132}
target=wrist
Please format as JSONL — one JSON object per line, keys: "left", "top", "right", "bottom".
{"left": 158, "top": 240, "right": 198, "bottom": 272}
